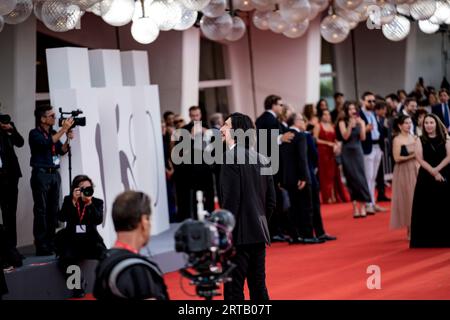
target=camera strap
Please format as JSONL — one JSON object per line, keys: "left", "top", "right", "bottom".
{"left": 38, "top": 127, "right": 56, "bottom": 157}
{"left": 75, "top": 201, "right": 87, "bottom": 224}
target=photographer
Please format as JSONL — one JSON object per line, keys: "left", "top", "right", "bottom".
{"left": 0, "top": 113, "right": 24, "bottom": 267}
{"left": 54, "top": 175, "right": 106, "bottom": 298}
{"left": 93, "top": 191, "right": 168, "bottom": 300}
{"left": 29, "top": 105, "right": 74, "bottom": 256}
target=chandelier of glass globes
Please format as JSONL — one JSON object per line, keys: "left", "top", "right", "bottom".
{"left": 0, "top": 0, "right": 450, "bottom": 45}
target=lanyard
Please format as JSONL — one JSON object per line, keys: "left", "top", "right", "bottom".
{"left": 75, "top": 201, "right": 87, "bottom": 224}
{"left": 114, "top": 241, "right": 139, "bottom": 254}
{"left": 38, "top": 127, "right": 56, "bottom": 156}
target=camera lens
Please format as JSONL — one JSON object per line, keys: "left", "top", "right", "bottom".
{"left": 81, "top": 186, "right": 94, "bottom": 197}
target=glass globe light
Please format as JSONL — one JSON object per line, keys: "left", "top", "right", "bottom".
{"left": 34, "top": 0, "right": 45, "bottom": 21}
{"left": 283, "top": 19, "right": 309, "bottom": 38}
{"left": 279, "top": 0, "right": 311, "bottom": 23}
{"left": 226, "top": 16, "right": 246, "bottom": 41}
{"left": 369, "top": 2, "right": 396, "bottom": 26}
{"left": 131, "top": 16, "right": 159, "bottom": 44}
{"left": 148, "top": 0, "right": 183, "bottom": 31}
{"left": 335, "top": 0, "right": 363, "bottom": 11}
{"left": 42, "top": 1, "right": 83, "bottom": 32}
{"left": 320, "top": 14, "right": 350, "bottom": 44}
{"left": 3, "top": 0, "right": 32, "bottom": 25}
{"left": 418, "top": 19, "right": 439, "bottom": 34}
{"left": 76, "top": 0, "right": 102, "bottom": 11}
{"left": 382, "top": 15, "right": 410, "bottom": 41}
{"left": 101, "top": 0, "right": 135, "bottom": 27}
{"left": 268, "top": 10, "right": 289, "bottom": 33}
{"left": 202, "top": 0, "right": 226, "bottom": 18}
{"left": 173, "top": 5, "right": 197, "bottom": 30}
{"left": 396, "top": 4, "right": 410, "bottom": 16}
{"left": 233, "top": 0, "right": 254, "bottom": 11}
{"left": 200, "top": 13, "right": 233, "bottom": 41}
{"left": 410, "top": 0, "right": 437, "bottom": 21}
{"left": 394, "top": 0, "right": 409, "bottom": 4}
{"left": 310, "top": 0, "right": 329, "bottom": 12}
{"left": 354, "top": 0, "right": 376, "bottom": 22}
{"left": 251, "top": 0, "right": 275, "bottom": 11}
{"left": 182, "top": 0, "right": 211, "bottom": 11}
{"left": 0, "top": 0, "right": 17, "bottom": 16}
{"left": 253, "top": 10, "right": 270, "bottom": 30}
{"left": 86, "top": 2, "right": 103, "bottom": 15}
{"left": 429, "top": 0, "right": 450, "bottom": 25}
{"left": 336, "top": 6, "right": 360, "bottom": 23}
{"left": 308, "top": 3, "right": 321, "bottom": 20}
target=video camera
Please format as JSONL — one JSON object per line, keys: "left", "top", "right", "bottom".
{"left": 175, "top": 204, "right": 236, "bottom": 300}
{"left": 59, "top": 108, "right": 86, "bottom": 129}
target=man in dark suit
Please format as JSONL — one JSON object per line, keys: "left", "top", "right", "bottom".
{"left": 255, "top": 95, "right": 294, "bottom": 243}
{"left": 432, "top": 88, "right": 450, "bottom": 134}
{"left": 374, "top": 102, "right": 390, "bottom": 202}
{"left": 174, "top": 106, "right": 214, "bottom": 221}
{"left": 280, "top": 113, "right": 326, "bottom": 244}
{"left": 220, "top": 113, "right": 276, "bottom": 300}
{"left": 0, "top": 114, "right": 24, "bottom": 252}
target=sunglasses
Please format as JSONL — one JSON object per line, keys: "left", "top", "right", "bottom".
{"left": 368, "top": 100, "right": 376, "bottom": 104}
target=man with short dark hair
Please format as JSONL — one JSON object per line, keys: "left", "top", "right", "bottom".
{"left": 93, "top": 191, "right": 168, "bottom": 300}
{"left": 331, "top": 92, "right": 345, "bottom": 123}
{"left": 29, "top": 105, "right": 74, "bottom": 256}
{"left": 431, "top": 88, "right": 450, "bottom": 134}
{"left": 403, "top": 98, "right": 418, "bottom": 135}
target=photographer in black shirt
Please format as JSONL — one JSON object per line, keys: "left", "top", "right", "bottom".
{"left": 94, "top": 191, "right": 168, "bottom": 300}
{"left": 55, "top": 175, "right": 106, "bottom": 298}
{"left": 29, "top": 105, "right": 74, "bottom": 256}
{"left": 0, "top": 113, "right": 24, "bottom": 267}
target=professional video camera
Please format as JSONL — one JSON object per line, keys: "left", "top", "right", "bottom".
{"left": 175, "top": 194, "right": 236, "bottom": 300}
{"left": 58, "top": 108, "right": 86, "bottom": 129}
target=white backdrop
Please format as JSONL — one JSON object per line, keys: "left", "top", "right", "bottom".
{"left": 46, "top": 47, "right": 169, "bottom": 248}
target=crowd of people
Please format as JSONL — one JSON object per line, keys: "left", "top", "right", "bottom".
{"left": 1, "top": 77, "right": 450, "bottom": 300}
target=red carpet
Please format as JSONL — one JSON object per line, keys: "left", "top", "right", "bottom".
{"left": 164, "top": 200, "right": 450, "bottom": 300}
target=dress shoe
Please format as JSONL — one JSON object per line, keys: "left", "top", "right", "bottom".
{"left": 299, "top": 237, "right": 326, "bottom": 244}
{"left": 288, "top": 237, "right": 303, "bottom": 245}
{"left": 272, "top": 234, "right": 287, "bottom": 242}
{"left": 318, "top": 234, "right": 337, "bottom": 241}
{"left": 377, "top": 195, "right": 391, "bottom": 202}
{"left": 374, "top": 205, "right": 387, "bottom": 212}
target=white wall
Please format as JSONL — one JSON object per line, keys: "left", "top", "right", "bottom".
{"left": 0, "top": 18, "right": 37, "bottom": 247}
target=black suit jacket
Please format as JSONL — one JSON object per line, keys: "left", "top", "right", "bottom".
{"left": 255, "top": 111, "right": 284, "bottom": 157}
{"left": 359, "top": 110, "right": 373, "bottom": 155}
{"left": 280, "top": 129, "right": 311, "bottom": 189}
{"left": 432, "top": 103, "right": 450, "bottom": 128}
{"left": 0, "top": 122, "right": 24, "bottom": 178}
{"left": 220, "top": 146, "right": 276, "bottom": 246}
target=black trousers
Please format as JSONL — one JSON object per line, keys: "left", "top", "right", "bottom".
{"left": 287, "top": 185, "right": 315, "bottom": 239}
{"left": 376, "top": 160, "right": 386, "bottom": 198}
{"left": 224, "top": 243, "right": 269, "bottom": 300}
{"left": 30, "top": 169, "right": 61, "bottom": 251}
{"left": 0, "top": 174, "right": 19, "bottom": 248}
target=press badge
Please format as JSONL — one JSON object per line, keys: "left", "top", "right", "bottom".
{"left": 76, "top": 225, "right": 86, "bottom": 233}
{"left": 52, "top": 155, "right": 60, "bottom": 166}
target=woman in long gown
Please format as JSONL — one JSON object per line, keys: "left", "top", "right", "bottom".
{"left": 338, "top": 102, "right": 372, "bottom": 218}
{"left": 390, "top": 115, "right": 418, "bottom": 239}
{"left": 410, "top": 114, "right": 450, "bottom": 248}
{"left": 314, "top": 109, "right": 349, "bottom": 204}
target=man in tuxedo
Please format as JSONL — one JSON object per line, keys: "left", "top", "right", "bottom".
{"left": 402, "top": 98, "right": 418, "bottom": 135}
{"left": 220, "top": 113, "right": 276, "bottom": 300}
{"left": 359, "top": 92, "right": 387, "bottom": 214}
{"left": 174, "top": 106, "right": 214, "bottom": 221}
{"left": 432, "top": 89, "right": 450, "bottom": 134}
{"left": 255, "top": 95, "right": 294, "bottom": 243}
{"left": 280, "top": 113, "right": 326, "bottom": 244}
{"left": 0, "top": 113, "right": 24, "bottom": 264}
{"left": 374, "top": 102, "right": 390, "bottom": 202}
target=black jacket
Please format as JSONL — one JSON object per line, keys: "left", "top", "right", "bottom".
{"left": 359, "top": 110, "right": 373, "bottom": 155}
{"left": 0, "top": 122, "right": 24, "bottom": 177}
{"left": 220, "top": 146, "right": 276, "bottom": 246}
{"left": 255, "top": 111, "right": 284, "bottom": 158}
{"left": 432, "top": 103, "right": 450, "bottom": 129}
{"left": 280, "top": 129, "right": 311, "bottom": 189}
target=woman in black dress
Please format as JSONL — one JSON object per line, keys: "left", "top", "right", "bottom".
{"left": 55, "top": 175, "right": 107, "bottom": 297}
{"left": 410, "top": 114, "right": 450, "bottom": 248}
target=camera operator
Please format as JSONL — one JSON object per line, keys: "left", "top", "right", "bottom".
{"left": 219, "top": 113, "right": 276, "bottom": 300}
{"left": 54, "top": 175, "right": 106, "bottom": 298}
{"left": 0, "top": 113, "right": 24, "bottom": 267}
{"left": 93, "top": 191, "right": 168, "bottom": 300}
{"left": 29, "top": 105, "right": 74, "bottom": 256}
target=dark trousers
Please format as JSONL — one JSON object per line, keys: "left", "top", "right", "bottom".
{"left": 30, "top": 169, "right": 61, "bottom": 251}
{"left": 287, "top": 185, "right": 314, "bottom": 239}
{"left": 268, "top": 184, "right": 286, "bottom": 238}
{"left": 0, "top": 174, "right": 19, "bottom": 248}
{"left": 311, "top": 186, "right": 325, "bottom": 237}
{"left": 224, "top": 243, "right": 269, "bottom": 300}
{"left": 376, "top": 160, "right": 386, "bottom": 198}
